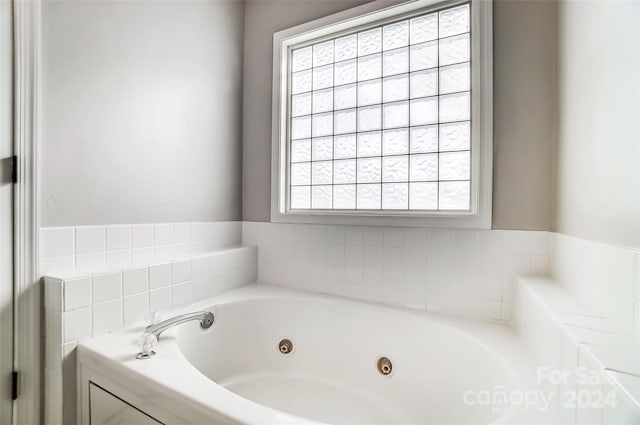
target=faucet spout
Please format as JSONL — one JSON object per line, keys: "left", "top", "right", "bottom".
{"left": 145, "top": 311, "right": 214, "bottom": 340}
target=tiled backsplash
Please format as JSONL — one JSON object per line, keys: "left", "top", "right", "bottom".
{"left": 551, "top": 233, "right": 640, "bottom": 336}
{"left": 40, "top": 221, "right": 254, "bottom": 425}
{"left": 39, "top": 221, "right": 242, "bottom": 276}
{"left": 242, "top": 222, "right": 551, "bottom": 321}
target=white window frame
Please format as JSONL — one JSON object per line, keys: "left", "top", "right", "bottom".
{"left": 271, "top": 0, "right": 492, "bottom": 228}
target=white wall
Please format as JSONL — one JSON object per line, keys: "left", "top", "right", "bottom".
{"left": 555, "top": 0, "right": 640, "bottom": 249}
{"left": 41, "top": 0, "right": 245, "bottom": 226}
{"left": 241, "top": 0, "right": 557, "bottom": 231}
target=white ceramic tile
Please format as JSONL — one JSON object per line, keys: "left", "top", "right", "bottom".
{"left": 131, "top": 247, "right": 155, "bottom": 263}
{"left": 63, "top": 308, "right": 91, "bottom": 342}
{"left": 174, "top": 223, "right": 191, "bottom": 244}
{"left": 477, "top": 299, "right": 502, "bottom": 320}
{"left": 75, "top": 253, "right": 105, "bottom": 272}
{"left": 405, "top": 228, "right": 428, "bottom": 249}
{"left": 45, "top": 369, "right": 62, "bottom": 403}
{"left": 91, "top": 271, "right": 122, "bottom": 303}
{"left": 75, "top": 226, "right": 105, "bottom": 254}
{"left": 191, "top": 256, "right": 209, "bottom": 279}
{"left": 123, "top": 293, "right": 149, "bottom": 324}
{"left": 363, "top": 227, "right": 384, "bottom": 246}
{"left": 171, "top": 260, "right": 191, "bottom": 283}
{"left": 92, "top": 300, "right": 122, "bottom": 336}
{"left": 172, "top": 282, "right": 193, "bottom": 308}
{"left": 149, "top": 287, "right": 172, "bottom": 312}
{"left": 149, "top": 263, "right": 171, "bottom": 289}
{"left": 383, "top": 227, "right": 404, "bottom": 247}
{"left": 122, "top": 266, "right": 148, "bottom": 296}
{"left": 105, "top": 250, "right": 132, "bottom": 267}
{"left": 426, "top": 228, "right": 451, "bottom": 250}
{"left": 40, "top": 256, "right": 76, "bottom": 277}
{"left": 63, "top": 276, "right": 91, "bottom": 311}
{"left": 40, "top": 228, "right": 75, "bottom": 258}
{"left": 132, "top": 224, "right": 154, "bottom": 248}
{"left": 45, "top": 309, "right": 62, "bottom": 344}
{"left": 327, "top": 225, "right": 345, "bottom": 244}
{"left": 44, "top": 278, "right": 63, "bottom": 312}
{"left": 344, "top": 226, "right": 364, "bottom": 245}
{"left": 154, "top": 223, "right": 174, "bottom": 246}
{"left": 106, "top": 225, "right": 131, "bottom": 251}
{"left": 154, "top": 245, "right": 174, "bottom": 260}
{"left": 309, "top": 225, "right": 328, "bottom": 243}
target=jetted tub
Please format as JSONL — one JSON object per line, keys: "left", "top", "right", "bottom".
{"left": 78, "top": 284, "right": 548, "bottom": 425}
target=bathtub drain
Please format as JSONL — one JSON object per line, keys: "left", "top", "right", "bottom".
{"left": 278, "top": 339, "right": 294, "bottom": 355}
{"left": 377, "top": 357, "right": 393, "bottom": 376}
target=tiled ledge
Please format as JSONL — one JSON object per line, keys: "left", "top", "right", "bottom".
{"left": 39, "top": 221, "right": 242, "bottom": 277}
{"left": 516, "top": 276, "right": 640, "bottom": 425}
{"left": 42, "top": 245, "right": 257, "bottom": 425}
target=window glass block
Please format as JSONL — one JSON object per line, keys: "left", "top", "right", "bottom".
{"left": 383, "top": 21, "right": 409, "bottom": 51}
{"left": 291, "top": 186, "right": 310, "bottom": 209}
{"left": 335, "top": 34, "right": 357, "bottom": 62}
{"left": 292, "top": 47, "right": 312, "bottom": 72}
{"left": 334, "top": 185, "right": 356, "bottom": 209}
{"left": 410, "top": 41, "right": 438, "bottom": 71}
{"left": 383, "top": 101, "right": 409, "bottom": 128}
{"left": 312, "top": 161, "right": 333, "bottom": 185}
{"left": 291, "top": 92, "right": 311, "bottom": 117}
{"left": 410, "top": 69, "right": 438, "bottom": 98}
{"left": 312, "top": 136, "right": 333, "bottom": 161}
{"left": 287, "top": 3, "right": 474, "bottom": 212}
{"left": 439, "top": 151, "right": 470, "bottom": 181}
{"left": 312, "top": 88, "right": 333, "bottom": 113}
{"left": 439, "top": 92, "right": 470, "bottom": 122}
{"left": 410, "top": 13, "right": 437, "bottom": 45}
{"left": 410, "top": 125, "right": 438, "bottom": 153}
{"left": 357, "top": 105, "right": 382, "bottom": 132}
{"left": 312, "top": 112, "right": 333, "bottom": 137}
{"left": 439, "top": 34, "right": 469, "bottom": 66}
{"left": 439, "top": 121, "right": 470, "bottom": 151}
{"left": 334, "top": 83, "right": 357, "bottom": 110}
{"left": 382, "top": 155, "right": 408, "bottom": 182}
{"left": 335, "top": 59, "right": 357, "bottom": 85}
{"left": 382, "top": 128, "right": 409, "bottom": 155}
{"left": 357, "top": 157, "right": 381, "bottom": 183}
{"left": 439, "top": 62, "right": 470, "bottom": 94}
{"left": 291, "top": 162, "right": 310, "bottom": 186}
{"left": 334, "top": 134, "right": 357, "bottom": 159}
{"left": 291, "top": 115, "right": 311, "bottom": 139}
{"left": 410, "top": 153, "right": 438, "bottom": 181}
{"left": 382, "top": 47, "right": 409, "bottom": 76}
{"left": 334, "top": 109, "right": 357, "bottom": 134}
{"left": 439, "top": 4, "right": 469, "bottom": 38}
{"left": 313, "top": 65, "right": 334, "bottom": 90}
{"left": 382, "top": 183, "right": 408, "bottom": 209}
{"left": 410, "top": 97, "right": 438, "bottom": 126}
{"left": 357, "top": 184, "right": 381, "bottom": 209}
{"left": 439, "top": 181, "right": 470, "bottom": 210}
{"left": 357, "top": 131, "right": 381, "bottom": 157}
{"left": 312, "top": 185, "right": 333, "bottom": 209}
{"left": 358, "top": 28, "right": 382, "bottom": 56}
{"left": 358, "top": 79, "right": 382, "bottom": 106}
{"left": 292, "top": 70, "right": 312, "bottom": 94}
{"left": 409, "top": 182, "right": 437, "bottom": 210}
{"left": 358, "top": 54, "right": 382, "bottom": 81}
{"left": 383, "top": 74, "right": 409, "bottom": 103}
{"left": 334, "top": 159, "right": 356, "bottom": 184}
{"left": 313, "top": 40, "right": 334, "bottom": 67}
{"left": 291, "top": 139, "right": 311, "bottom": 163}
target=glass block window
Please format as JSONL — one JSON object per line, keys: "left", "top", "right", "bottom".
{"left": 288, "top": 3, "right": 471, "bottom": 211}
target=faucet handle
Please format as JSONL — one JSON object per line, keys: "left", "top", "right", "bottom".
{"left": 135, "top": 332, "right": 157, "bottom": 360}
{"left": 146, "top": 310, "right": 162, "bottom": 326}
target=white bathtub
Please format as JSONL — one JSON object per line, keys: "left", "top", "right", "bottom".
{"left": 78, "top": 284, "right": 549, "bottom": 425}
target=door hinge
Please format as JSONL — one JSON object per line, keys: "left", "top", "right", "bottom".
{"left": 11, "top": 155, "right": 17, "bottom": 184}
{"left": 11, "top": 371, "right": 18, "bottom": 400}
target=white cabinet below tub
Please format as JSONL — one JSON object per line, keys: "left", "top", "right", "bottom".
{"left": 89, "top": 383, "right": 163, "bottom": 425}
